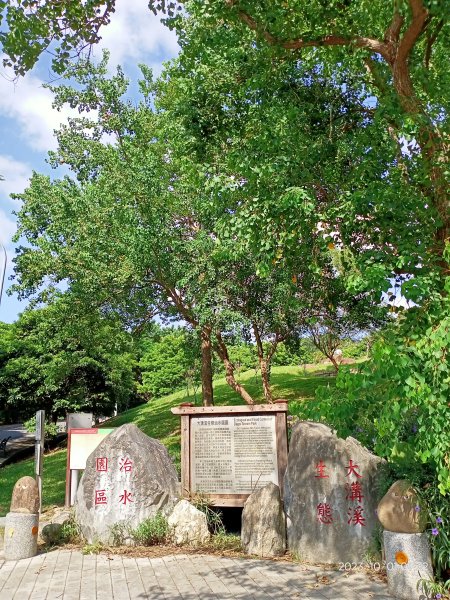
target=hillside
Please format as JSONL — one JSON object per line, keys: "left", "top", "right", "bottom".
{"left": 0, "top": 365, "right": 337, "bottom": 515}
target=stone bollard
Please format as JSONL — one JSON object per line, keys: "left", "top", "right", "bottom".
{"left": 383, "top": 531, "right": 433, "bottom": 600}
{"left": 4, "top": 476, "right": 40, "bottom": 561}
{"left": 378, "top": 480, "right": 433, "bottom": 600}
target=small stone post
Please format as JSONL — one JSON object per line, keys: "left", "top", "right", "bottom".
{"left": 4, "top": 476, "right": 40, "bottom": 561}
{"left": 378, "top": 480, "right": 434, "bottom": 600}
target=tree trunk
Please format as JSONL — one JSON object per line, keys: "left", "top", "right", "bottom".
{"left": 215, "top": 332, "right": 254, "bottom": 405}
{"left": 253, "top": 323, "right": 279, "bottom": 403}
{"left": 200, "top": 326, "right": 214, "bottom": 406}
{"left": 253, "top": 325, "right": 272, "bottom": 403}
{"left": 329, "top": 355, "right": 340, "bottom": 373}
{"left": 391, "top": 61, "right": 449, "bottom": 268}
{"left": 259, "top": 359, "right": 273, "bottom": 403}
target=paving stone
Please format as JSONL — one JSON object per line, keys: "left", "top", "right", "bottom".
{"left": 0, "top": 549, "right": 393, "bottom": 599}
{"left": 1, "top": 557, "right": 32, "bottom": 597}
{"left": 12, "top": 554, "right": 46, "bottom": 600}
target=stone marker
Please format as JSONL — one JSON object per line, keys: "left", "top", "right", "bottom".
{"left": 10, "top": 476, "right": 40, "bottom": 514}
{"left": 4, "top": 513, "right": 39, "bottom": 560}
{"left": 383, "top": 531, "right": 433, "bottom": 600}
{"left": 168, "top": 500, "right": 210, "bottom": 546}
{"left": 241, "top": 482, "right": 286, "bottom": 557}
{"left": 4, "top": 476, "right": 40, "bottom": 560}
{"left": 377, "top": 480, "right": 426, "bottom": 533}
{"left": 284, "top": 421, "right": 384, "bottom": 564}
{"left": 75, "top": 423, "right": 179, "bottom": 544}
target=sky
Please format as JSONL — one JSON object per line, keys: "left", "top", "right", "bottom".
{"left": 0, "top": 3, "right": 179, "bottom": 324}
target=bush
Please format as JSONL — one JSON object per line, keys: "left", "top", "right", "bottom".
{"left": 24, "top": 416, "right": 59, "bottom": 439}
{"left": 131, "top": 513, "right": 169, "bottom": 545}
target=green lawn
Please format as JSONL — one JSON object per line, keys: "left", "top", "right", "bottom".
{"left": 0, "top": 364, "right": 337, "bottom": 516}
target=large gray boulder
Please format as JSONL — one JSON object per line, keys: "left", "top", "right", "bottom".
{"left": 284, "top": 421, "right": 384, "bottom": 564}
{"left": 75, "top": 424, "right": 179, "bottom": 544}
{"left": 168, "top": 500, "right": 210, "bottom": 546}
{"left": 241, "top": 482, "right": 286, "bottom": 557}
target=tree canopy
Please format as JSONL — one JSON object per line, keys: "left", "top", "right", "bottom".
{"left": 0, "top": 296, "right": 137, "bottom": 422}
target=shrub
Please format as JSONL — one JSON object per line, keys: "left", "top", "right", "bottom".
{"left": 131, "top": 513, "right": 169, "bottom": 545}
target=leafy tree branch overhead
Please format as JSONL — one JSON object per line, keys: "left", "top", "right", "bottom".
{"left": 2, "top": 0, "right": 447, "bottom": 280}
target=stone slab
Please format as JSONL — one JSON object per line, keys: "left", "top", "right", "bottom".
{"left": 241, "top": 482, "right": 286, "bottom": 557}
{"left": 377, "top": 480, "right": 426, "bottom": 533}
{"left": 10, "top": 477, "right": 40, "bottom": 514}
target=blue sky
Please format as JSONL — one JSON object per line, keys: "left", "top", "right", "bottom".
{"left": 0, "top": 4, "right": 179, "bottom": 324}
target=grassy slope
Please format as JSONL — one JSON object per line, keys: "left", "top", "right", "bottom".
{"left": 0, "top": 365, "right": 336, "bottom": 515}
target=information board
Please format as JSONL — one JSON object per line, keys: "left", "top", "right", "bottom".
{"left": 69, "top": 428, "right": 114, "bottom": 470}
{"left": 172, "top": 402, "right": 288, "bottom": 507}
{"left": 190, "top": 415, "right": 278, "bottom": 494}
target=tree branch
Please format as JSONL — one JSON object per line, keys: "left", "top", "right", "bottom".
{"left": 424, "top": 18, "right": 444, "bottom": 69}
{"left": 266, "top": 332, "right": 283, "bottom": 362}
{"left": 234, "top": 7, "right": 389, "bottom": 60}
{"left": 364, "top": 56, "right": 389, "bottom": 94}
{"left": 384, "top": 11, "right": 404, "bottom": 45}
{"left": 397, "top": 0, "right": 429, "bottom": 64}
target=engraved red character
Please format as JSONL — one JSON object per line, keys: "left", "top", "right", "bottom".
{"left": 119, "top": 457, "right": 133, "bottom": 473}
{"left": 96, "top": 457, "right": 108, "bottom": 472}
{"left": 345, "top": 459, "right": 362, "bottom": 478}
{"left": 119, "top": 490, "right": 133, "bottom": 505}
{"left": 346, "top": 481, "right": 364, "bottom": 503}
{"left": 95, "top": 490, "right": 107, "bottom": 505}
{"left": 317, "top": 503, "right": 333, "bottom": 524}
{"left": 315, "top": 460, "right": 329, "bottom": 478}
{"left": 347, "top": 505, "right": 366, "bottom": 526}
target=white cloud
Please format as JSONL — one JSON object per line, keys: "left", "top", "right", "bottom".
{"left": 0, "top": 209, "right": 16, "bottom": 247}
{"left": 0, "top": 66, "right": 74, "bottom": 152}
{"left": 0, "top": 9, "right": 178, "bottom": 155}
{"left": 95, "top": 4, "right": 179, "bottom": 74}
{"left": 0, "top": 155, "right": 32, "bottom": 200}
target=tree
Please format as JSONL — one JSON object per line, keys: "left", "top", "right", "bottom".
{"left": 154, "top": 28, "right": 393, "bottom": 397}
{"left": 294, "top": 267, "right": 386, "bottom": 371}
{"left": 177, "top": 1, "right": 449, "bottom": 269}
{"left": 137, "top": 326, "right": 201, "bottom": 399}
{"left": 2, "top": 1, "right": 447, "bottom": 268}
{"left": 11, "top": 57, "right": 258, "bottom": 405}
{"left": 0, "top": 297, "right": 137, "bottom": 422}
{"left": 0, "top": 1, "right": 115, "bottom": 76}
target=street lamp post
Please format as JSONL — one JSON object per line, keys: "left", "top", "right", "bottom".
{"left": 0, "top": 242, "right": 7, "bottom": 307}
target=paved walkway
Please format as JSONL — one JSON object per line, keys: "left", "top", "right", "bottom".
{"left": 0, "top": 550, "right": 392, "bottom": 599}
{"left": 0, "top": 424, "right": 35, "bottom": 467}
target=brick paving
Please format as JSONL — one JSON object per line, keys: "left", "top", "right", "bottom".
{"left": 0, "top": 550, "right": 393, "bottom": 599}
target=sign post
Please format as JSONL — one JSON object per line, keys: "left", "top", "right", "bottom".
{"left": 34, "top": 410, "right": 45, "bottom": 513}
